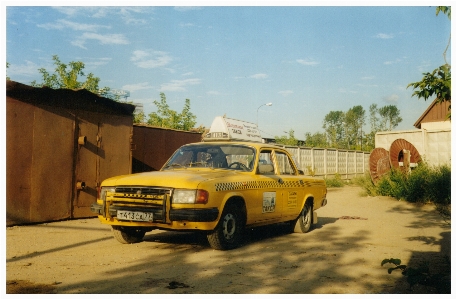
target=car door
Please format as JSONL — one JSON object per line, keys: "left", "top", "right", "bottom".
{"left": 250, "top": 149, "right": 283, "bottom": 223}
{"left": 273, "top": 150, "right": 303, "bottom": 220}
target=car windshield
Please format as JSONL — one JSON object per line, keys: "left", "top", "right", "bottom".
{"left": 163, "top": 144, "right": 256, "bottom": 172}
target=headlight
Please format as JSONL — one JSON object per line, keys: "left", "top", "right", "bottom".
{"left": 173, "top": 189, "right": 209, "bottom": 204}
{"left": 99, "top": 186, "right": 115, "bottom": 200}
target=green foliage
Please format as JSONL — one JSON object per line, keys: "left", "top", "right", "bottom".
{"left": 305, "top": 166, "right": 316, "bottom": 176}
{"left": 133, "top": 110, "right": 146, "bottom": 124}
{"left": 325, "top": 173, "right": 345, "bottom": 187}
{"left": 376, "top": 168, "right": 407, "bottom": 199}
{"left": 351, "top": 173, "right": 377, "bottom": 196}
{"left": 316, "top": 104, "right": 402, "bottom": 151}
{"left": 344, "top": 105, "right": 366, "bottom": 150}
{"left": 30, "top": 55, "right": 110, "bottom": 97}
{"left": 304, "top": 132, "right": 328, "bottom": 148}
{"left": 382, "top": 257, "right": 450, "bottom": 293}
{"left": 322, "top": 110, "right": 345, "bottom": 148}
{"left": 147, "top": 92, "right": 197, "bottom": 131}
{"left": 360, "top": 163, "right": 451, "bottom": 205}
{"left": 275, "top": 129, "right": 299, "bottom": 146}
{"left": 426, "top": 164, "right": 451, "bottom": 205}
{"left": 436, "top": 6, "right": 451, "bottom": 19}
{"left": 407, "top": 64, "right": 451, "bottom": 118}
{"left": 378, "top": 105, "right": 403, "bottom": 131}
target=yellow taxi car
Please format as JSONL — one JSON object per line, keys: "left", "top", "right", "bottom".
{"left": 91, "top": 117, "right": 327, "bottom": 250}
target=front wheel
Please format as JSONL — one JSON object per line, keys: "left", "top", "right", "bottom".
{"left": 293, "top": 203, "right": 313, "bottom": 233}
{"left": 207, "top": 203, "right": 245, "bottom": 250}
{"left": 112, "top": 226, "right": 146, "bottom": 244}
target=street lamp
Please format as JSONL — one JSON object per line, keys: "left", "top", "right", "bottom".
{"left": 256, "top": 102, "right": 272, "bottom": 128}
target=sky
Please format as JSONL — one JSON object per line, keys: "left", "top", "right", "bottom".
{"left": 3, "top": 2, "right": 452, "bottom": 140}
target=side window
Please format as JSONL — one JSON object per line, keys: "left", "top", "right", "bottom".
{"left": 275, "top": 151, "right": 296, "bottom": 175}
{"left": 257, "top": 150, "right": 275, "bottom": 175}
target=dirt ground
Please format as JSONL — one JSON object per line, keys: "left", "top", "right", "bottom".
{"left": 5, "top": 186, "right": 451, "bottom": 294}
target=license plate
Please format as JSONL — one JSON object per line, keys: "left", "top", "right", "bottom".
{"left": 117, "top": 210, "right": 154, "bottom": 222}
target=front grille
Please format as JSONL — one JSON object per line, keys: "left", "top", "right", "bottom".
{"left": 107, "top": 186, "right": 172, "bottom": 223}
{"left": 115, "top": 186, "right": 171, "bottom": 197}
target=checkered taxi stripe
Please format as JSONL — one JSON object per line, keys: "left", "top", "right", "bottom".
{"left": 215, "top": 179, "right": 324, "bottom": 191}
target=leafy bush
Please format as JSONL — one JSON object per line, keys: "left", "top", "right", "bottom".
{"left": 376, "top": 168, "right": 407, "bottom": 199}
{"left": 426, "top": 164, "right": 451, "bottom": 205}
{"left": 382, "top": 257, "right": 451, "bottom": 293}
{"left": 358, "top": 163, "right": 451, "bottom": 205}
{"left": 325, "top": 173, "right": 345, "bottom": 187}
{"left": 351, "top": 173, "right": 377, "bottom": 196}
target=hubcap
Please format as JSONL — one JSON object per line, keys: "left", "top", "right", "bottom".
{"left": 222, "top": 213, "right": 236, "bottom": 240}
{"left": 302, "top": 206, "right": 310, "bottom": 225}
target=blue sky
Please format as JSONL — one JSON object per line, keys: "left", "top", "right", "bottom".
{"left": 4, "top": 3, "right": 451, "bottom": 139}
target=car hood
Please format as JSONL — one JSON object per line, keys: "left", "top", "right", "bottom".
{"left": 102, "top": 168, "right": 250, "bottom": 189}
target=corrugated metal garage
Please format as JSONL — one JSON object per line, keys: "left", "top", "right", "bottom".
{"left": 6, "top": 80, "right": 135, "bottom": 226}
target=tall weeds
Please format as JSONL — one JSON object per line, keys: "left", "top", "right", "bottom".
{"left": 355, "top": 163, "right": 451, "bottom": 205}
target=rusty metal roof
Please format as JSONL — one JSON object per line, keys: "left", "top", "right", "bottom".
{"left": 6, "top": 80, "right": 136, "bottom": 115}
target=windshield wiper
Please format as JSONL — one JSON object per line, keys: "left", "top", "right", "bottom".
{"left": 164, "top": 163, "right": 187, "bottom": 169}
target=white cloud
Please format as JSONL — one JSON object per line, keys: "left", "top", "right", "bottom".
{"left": 72, "top": 33, "right": 129, "bottom": 49}
{"left": 383, "top": 58, "right": 402, "bottom": 65}
{"left": 38, "top": 19, "right": 110, "bottom": 32}
{"left": 375, "top": 33, "right": 394, "bottom": 39}
{"left": 131, "top": 50, "right": 173, "bottom": 69}
{"left": 338, "top": 88, "right": 358, "bottom": 94}
{"left": 160, "top": 78, "right": 201, "bottom": 92}
{"left": 278, "top": 90, "right": 293, "bottom": 96}
{"left": 296, "top": 59, "right": 319, "bottom": 66}
{"left": 249, "top": 73, "right": 268, "bottom": 79}
{"left": 85, "top": 57, "right": 112, "bottom": 67}
{"left": 207, "top": 90, "right": 221, "bottom": 95}
{"left": 122, "top": 82, "right": 153, "bottom": 92}
{"left": 180, "top": 23, "right": 196, "bottom": 27}
{"left": 383, "top": 94, "right": 399, "bottom": 104}
{"left": 7, "top": 60, "right": 39, "bottom": 76}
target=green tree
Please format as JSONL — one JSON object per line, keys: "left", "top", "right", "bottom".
{"left": 133, "top": 110, "right": 146, "bottom": 124}
{"left": 147, "top": 92, "right": 197, "bottom": 131}
{"left": 30, "top": 55, "right": 111, "bottom": 97}
{"left": 344, "top": 105, "right": 366, "bottom": 150}
{"left": 180, "top": 99, "right": 197, "bottom": 131}
{"left": 407, "top": 7, "right": 451, "bottom": 119}
{"left": 379, "top": 105, "right": 403, "bottom": 131}
{"left": 322, "top": 110, "right": 345, "bottom": 148}
{"left": 275, "top": 129, "right": 299, "bottom": 146}
{"left": 304, "top": 132, "right": 328, "bottom": 148}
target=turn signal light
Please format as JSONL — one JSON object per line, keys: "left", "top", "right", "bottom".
{"left": 196, "top": 189, "right": 209, "bottom": 204}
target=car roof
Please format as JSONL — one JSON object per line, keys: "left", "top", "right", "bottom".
{"left": 185, "top": 141, "right": 287, "bottom": 151}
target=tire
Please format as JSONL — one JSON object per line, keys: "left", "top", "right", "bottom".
{"left": 207, "top": 203, "right": 245, "bottom": 250}
{"left": 293, "top": 203, "right": 312, "bottom": 233}
{"left": 112, "top": 226, "right": 146, "bottom": 244}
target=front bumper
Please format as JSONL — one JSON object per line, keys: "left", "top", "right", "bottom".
{"left": 91, "top": 203, "right": 219, "bottom": 223}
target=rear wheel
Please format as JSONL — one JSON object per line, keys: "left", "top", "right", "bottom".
{"left": 207, "top": 203, "right": 245, "bottom": 250}
{"left": 112, "top": 226, "right": 146, "bottom": 244}
{"left": 293, "top": 203, "right": 312, "bottom": 233}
